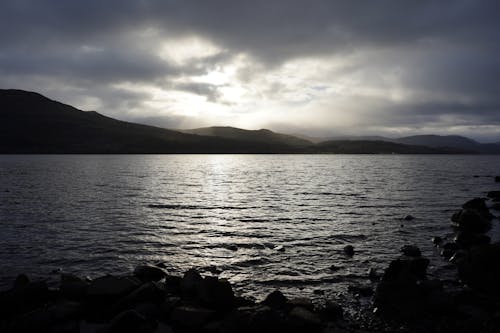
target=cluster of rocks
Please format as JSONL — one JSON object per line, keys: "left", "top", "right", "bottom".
{"left": 373, "top": 176, "right": 500, "bottom": 332}
{"left": 0, "top": 264, "right": 363, "bottom": 333}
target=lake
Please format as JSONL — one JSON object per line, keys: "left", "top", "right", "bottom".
{"left": 1, "top": 154, "right": 499, "bottom": 303}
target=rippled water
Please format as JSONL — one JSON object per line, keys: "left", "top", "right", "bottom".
{"left": 1, "top": 154, "right": 499, "bottom": 302}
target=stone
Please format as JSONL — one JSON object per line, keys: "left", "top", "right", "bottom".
{"left": 262, "top": 290, "right": 287, "bottom": 309}
{"left": 487, "top": 191, "right": 500, "bottom": 198}
{"left": 8, "top": 307, "right": 52, "bottom": 332}
{"left": 320, "top": 301, "right": 343, "bottom": 320}
{"left": 432, "top": 236, "right": 443, "bottom": 246}
{"left": 382, "top": 256, "right": 429, "bottom": 281}
{"left": 108, "top": 309, "right": 155, "bottom": 333}
{"left": 13, "top": 274, "right": 30, "bottom": 288}
{"left": 60, "top": 273, "right": 88, "bottom": 300}
{"left": 400, "top": 245, "right": 421, "bottom": 257}
{"left": 179, "top": 269, "right": 204, "bottom": 298}
{"left": 368, "top": 268, "right": 380, "bottom": 280}
{"left": 112, "top": 282, "right": 165, "bottom": 314}
{"left": 495, "top": 176, "right": 500, "bottom": 183}
{"left": 462, "top": 198, "right": 489, "bottom": 214}
{"left": 86, "top": 275, "right": 140, "bottom": 298}
{"left": 348, "top": 284, "right": 374, "bottom": 297}
{"left": 287, "top": 297, "right": 314, "bottom": 311}
{"left": 343, "top": 245, "right": 354, "bottom": 256}
{"left": 48, "top": 301, "right": 81, "bottom": 322}
{"left": 458, "top": 242, "right": 500, "bottom": 297}
{"left": 134, "top": 265, "right": 167, "bottom": 283}
{"left": 454, "top": 232, "right": 490, "bottom": 248}
{"left": 163, "top": 275, "right": 182, "bottom": 294}
{"left": 198, "top": 276, "right": 235, "bottom": 310}
{"left": 451, "top": 209, "right": 491, "bottom": 233}
{"left": 169, "top": 306, "right": 214, "bottom": 328}
{"left": 403, "top": 215, "right": 415, "bottom": 221}
{"left": 289, "top": 306, "right": 322, "bottom": 330}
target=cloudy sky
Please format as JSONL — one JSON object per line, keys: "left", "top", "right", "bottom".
{"left": 1, "top": 0, "right": 499, "bottom": 141}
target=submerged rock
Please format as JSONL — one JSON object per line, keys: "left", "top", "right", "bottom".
{"left": 451, "top": 209, "right": 491, "bottom": 233}
{"left": 343, "top": 245, "right": 354, "bottom": 256}
{"left": 432, "top": 236, "right": 443, "bottom": 246}
{"left": 403, "top": 215, "right": 415, "bottom": 221}
{"left": 262, "top": 290, "right": 287, "bottom": 309}
{"left": 400, "top": 245, "right": 421, "bottom": 257}
{"left": 495, "top": 176, "right": 500, "bottom": 183}
{"left": 487, "top": 191, "right": 500, "bottom": 199}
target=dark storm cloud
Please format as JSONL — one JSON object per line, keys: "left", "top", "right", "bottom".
{"left": 0, "top": 0, "right": 499, "bottom": 139}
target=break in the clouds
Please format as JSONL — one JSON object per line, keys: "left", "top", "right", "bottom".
{"left": 1, "top": 0, "right": 499, "bottom": 141}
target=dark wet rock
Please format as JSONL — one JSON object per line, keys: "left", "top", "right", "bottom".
{"left": 368, "top": 267, "right": 380, "bottom": 280}
{"left": 287, "top": 297, "right": 314, "bottom": 311}
{"left": 329, "top": 264, "right": 340, "bottom": 271}
{"left": 403, "top": 215, "right": 414, "bottom": 221}
{"left": 274, "top": 245, "right": 285, "bottom": 252}
{"left": 313, "top": 289, "right": 324, "bottom": 296}
{"left": 198, "top": 276, "right": 235, "bottom": 310}
{"left": 13, "top": 274, "right": 30, "bottom": 288}
{"left": 449, "top": 250, "right": 467, "bottom": 264}
{"left": 492, "top": 203, "right": 500, "bottom": 210}
{"left": 289, "top": 306, "right": 322, "bottom": 331}
{"left": 133, "top": 302, "right": 161, "bottom": 321}
{"left": 86, "top": 275, "right": 140, "bottom": 299}
{"left": 458, "top": 242, "right": 500, "bottom": 297}
{"left": 48, "top": 300, "right": 82, "bottom": 322}
{"left": 443, "top": 242, "right": 460, "bottom": 251}
{"left": 432, "top": 236, "right": 443, "bottom": 246}
{"left": 134, "top": 265, "right": 166, "bottom": 283}
{"left": 374, "top": 255, "right": 430, "bottom": 320}
{"left": 400, "top": 245, "right": 421, "bottom": 257}
{"left": 247, "top": 305, "right": 288, "bottom": 333}
{"left": 262, "top": 290, "right": 287, "bottom": 309}
{"left": 169, "top": 306, "right": 215, "bottom": 328}
{"left": 320, "top": 301, "right": 343, "bottom": 320}
{"left": 108, "top": 309, "right": 156, "bottom": 333}
{"left": 495, "top": 176, "right": 500, "bottom": 183}
{"left": 487, "top": 190, "right": 500, "bottom": 198}
{"left": 462, "top": 197, "right": 489, "bottom": 213}
{"left": 451, "top": 209, "right": 491, "bottom": 233}
{"left": 441, "top": 248, "right": 456, "bottom": 259}
{"left": 8, "top": 307, "right": 52, "bottom": 332}
{"left": 179, "top": 268, "right": 204, "bottom": 298}
{"left": 163, "top": 275, "right": 182, "bottom": 294}
{"left": 60, "top": 273, "right": 88, "bottom": 300}
{"left": 454, "top": 232, "right": 490, "bottom": 248}
{"left": 348, "top": 284, "right": 374, "bottom": 297}
{"left": 0, "top": 280, "right": 50, "bottom": 318}
{"left": 112, "top": 282, "right": 165, "bottom": 314}
{"left": 343, "top": 245, "right": 354, "bottom": 256}
{"left": 159, "top": 296, "right": 181, "bottom": 316}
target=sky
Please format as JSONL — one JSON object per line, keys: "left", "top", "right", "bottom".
{"left": 1, "top": 0, "right": 499, "bottom": 141}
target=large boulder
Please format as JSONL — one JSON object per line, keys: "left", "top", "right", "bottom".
{"left": 400, "top": 245, "right": 421, "bottom": 257}
{"left": 133, "top": 265, "right": 166, "bottom": 283}
{"left": 60, "top": 273, "right": 88, "bottom": 300}
{"left": 198, "top": 276, "right": 235, "bottom": 310}
{"left": 458, "top": 242, "right": 500, "bottom": 298}
{"left": 451, "top": 209, "right": 491, "bottom": 233}
{"left": 487, "top": 191, "right": 500, "bottom": 199}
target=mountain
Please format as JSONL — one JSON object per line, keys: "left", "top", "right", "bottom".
{"left": 316, "top": 140, "right": 470, "bottom": 154}
{"left": 0, "top": 89, "right": 303, "bottom": 153}
{"left": 183, "top": 126, "right": 312, "bottom": 147}
{"left": 1, "top": 89, "right": 497, "bottom": 154}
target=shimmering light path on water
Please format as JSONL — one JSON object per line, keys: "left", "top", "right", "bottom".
{"left": 1, "top": 155, "right": 499, "bottom": 301}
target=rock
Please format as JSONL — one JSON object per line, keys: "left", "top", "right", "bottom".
{"left": 86, "top": 275, "right": 140, "bottom": 299}
{"left": 492, "top": 203, "right": 500, "bottom": 211}
{"left": 348, "top": 284, "right": 374, "bottom": 297}
{"left": 48, "top": 301, "right": 82, "bottom": 322}
{"left": 487, "top": 191, "right": 500, "bottom": 198}
{"left": 432, "top": 236, "right": 443, "bottom": 246}
{"left": 287, "top": 297, "right": 314, "bottom": 311}
{"left": 400, "top": 245, "right": 421, "bottom": 257}
{"left": 179, "top": 269, "right": 204, "bottom": 298}
{"left": 495, "top": 176, "right": 500, "bottom": 183}
{"left": 462, "top": 198, "right": 489, "bottom": 214}
{"left": 60, "top": 273, "right": 88, "bottom": 300}
{"left": 440, "top": 248, "right": 455, "bottom": 259}
{"left": 134, "top": 265, "right": 166, "bottom": 283}
{"left": 1, "top": 280, "right": 50, "bottom": 317}
{"left": 198, "top": 276, "right": 235, "bottom": 310}
{"left": 108, "top": 309, "right": 156, "bottom": 333}
{"left": 163, "top": 275, "right": 182, "bottom": 294}
{"left": 262, "top": 290, "right": 287, "bottom": 309}
{"left": 403, "top": 215, "right": 415, "bottom": 221}
{"left": 343, "top": 245, "right": 354, "bottom": 256}
{"left": 368, "top": 268, "right": 380, "bottom": 280}
{"left": 320, "top": 301, "right": 343, "bottom": 320}
{"left": 289, "top": 306, "right": 322, "bottom": 330}
{"left": 382, "top": 256, "right": 429, "bottom": 281}
{"left": 449, "top": 250, "right": 467, "bottom": 263}
{"left": 329, "top": 264, "right": 340, "bottom": 271}
{"left": 451, "top": 209, "right": 491, "bottom": 233}
{"left": 8, "top": 307, "right": 52, "bottom": 332}
{"left": 274, "top": 245, "right": 285, "bottom": 252}
{"left": 169, "top": 306, "right": 215, "bottom": 328}
{"left": 112, "top": 282, "right": 165, "bottom": 314}
{"left": 13, "top": 274, "right": 30, "bottom": 288}
{"left": 458, "top": 242, "right": 500, "bottom": 297}
{"left": 454, "top": 232, "right": 490, "bottom": 248}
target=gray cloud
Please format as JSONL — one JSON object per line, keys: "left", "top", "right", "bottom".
{"left": 0, "top": 0, "right": 499, "bottom": 140}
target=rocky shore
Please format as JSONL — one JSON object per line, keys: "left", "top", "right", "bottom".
{"left": 1, "top": 177, "right": 500, "bottom": 333}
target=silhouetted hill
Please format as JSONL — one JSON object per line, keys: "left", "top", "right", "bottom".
{"left": 316, "top": 140, "right": 472, "bottom": 154}
{"left": 0, "top": 90, "right": 302, "bottom": 153}
{"left": 1, "top": 89, "right": 497, "bottom": 154}
{"left": 183, "top": 126, "right": 312, "bottom": 147}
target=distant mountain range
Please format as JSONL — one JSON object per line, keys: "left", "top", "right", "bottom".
{"left": 1, "top": 89, "right": 499, "bottom": 154}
